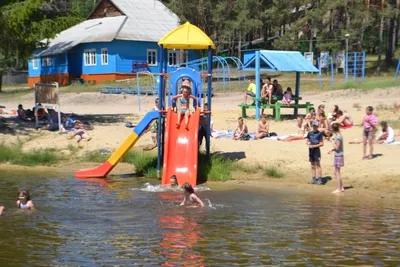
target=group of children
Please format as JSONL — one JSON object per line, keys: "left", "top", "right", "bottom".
{"left": 244, "top": 78, "right": 294, "bottom": 107}
{"left": 0, "top": 189, "right": 36, "bottom": 216}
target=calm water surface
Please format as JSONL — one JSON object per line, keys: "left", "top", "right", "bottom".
{"left": 0, "top": 169, "right": 399, "bottom": 266}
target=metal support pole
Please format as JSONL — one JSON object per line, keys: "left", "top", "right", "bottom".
{"left": 330, "top": 57, "right": 335, "bottom": 85}
{"left": 206, "top": 47, "right": 213, "bottom": 160}
{"left": 157, "top": 46, "right": 164, "bottom": 179}
{"left": 295, "top": 72, "right": 300, "bottom": 116}
{"left": 255, "top": 51, "right": 261, "bottom": 120}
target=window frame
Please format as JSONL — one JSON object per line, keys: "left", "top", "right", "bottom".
{"left": 147, "top": 49, "right": 158, "bottom": 66}
{"left": 32, "top": 57, "right": 38, "bottom": 69}
{"left": 101, "top": 48, "right": 108, "bottom": 65}
{"left": 84, "top": 49, "right": 97, "bottom": 66}
{"left": 168, "top": 50, "right": 179, "bottom": 67}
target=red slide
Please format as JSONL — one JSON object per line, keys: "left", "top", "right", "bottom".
{"left": 162, "top": 108, "right": 200, "bottom": 187}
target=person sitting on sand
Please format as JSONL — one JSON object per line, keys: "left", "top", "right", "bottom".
{"left": 17, "top": 104, "right": 34, "bottom": 121}
{"left": 255, "top": 114, "right": 269, "bottom": 139}
{"left": 244, "top": 79, "right": 257, "bottom": 105}
{"left": 317, "top": 110, "right": 331, "bottom": 138}
{"left": 280, "top": 87, "right": 294, "bottom": 105}
{"left": 331, "top": 110, "right": 353, "bottom": 129}
{"left": 278, "top": 117, "right": 308, "bottom": 142}
{"left": 328, "top": 105, "right": 339, "bottom": 123}
{"left": 180, "top": 183, "right": 204, "bottom": 207}
{"left": 232, "top": 117, "right": 250, "bottom": 140}
{"left": 171, "top": 86, "right": 198, "bottom": 130}
{"left": 376, "top": 121, "right": 395, "bottom": 144}
{"left": 68, "top": 122, "right": 92, "bottom": 143}
{"left": 316, "top": 104, "right": 326, "bottom": 121}
{"left": 17, "top": 189, "right": 35, "bottom": 210}
{"left": 305, "top": 107, "right": 316, "bottom": 128}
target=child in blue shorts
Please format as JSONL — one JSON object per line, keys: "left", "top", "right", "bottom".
{"left": 306, "top": 120, "right": 324, "bottom": 185}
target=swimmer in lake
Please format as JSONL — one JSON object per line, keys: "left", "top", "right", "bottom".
{"left": 180, "top": 183, "right": 204, "bottom": 207}
{"left": 16, "top": 189, "right": 35, "bottom": 210}
{"left": 169, "top": 175, "right": 179, "bottom": 188}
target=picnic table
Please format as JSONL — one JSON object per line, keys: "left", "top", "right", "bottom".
{"left": 238, "top": 96, "right": 313, "bottom": 121}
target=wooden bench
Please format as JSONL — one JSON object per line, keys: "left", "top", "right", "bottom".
{"left": 238, "top": 101, "right": 313, "bottom": 121}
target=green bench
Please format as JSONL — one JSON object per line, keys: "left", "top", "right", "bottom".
{"left": 238, "top": 99, "right": 313, "bottom": 120}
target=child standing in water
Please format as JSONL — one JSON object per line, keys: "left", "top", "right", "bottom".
{"left": 172, "top": 86, "right": 198, "bottom": 130}
{"left": 328, "top": 124, "right": 344, "bottom": 194}
{"left": 16, "top": 189, "right": 35, "bottom": 210}
{"left": 306, "top": 120, "right": 324, "bottom": 185}
{"left": 180, "top": 183, "right": 204, "bottom": 207}
{"left": 169, "top": 175, "right": 179, "bottom": 188}
{"left": 362, "top": 106, "right": 378, "bottom": 160}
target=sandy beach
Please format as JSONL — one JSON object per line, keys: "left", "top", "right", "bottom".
{"left": 1, "top": 87, "right": 400, "bottom": 194}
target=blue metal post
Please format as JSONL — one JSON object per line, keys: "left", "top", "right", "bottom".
{"left": 345, "top": 52, "right": 348, "bottom": 82}
{"left": 157, "top": 45, "right": 164, "bottom": 179}
{"left": 330, "top": 57, "right": 335, "bottom": 85}
{"left": 353, "top": 52, "right": 357, "bottom": 82}
{"left": 295, "top": 72, "right": 300, "bottom": 116}
{"left": 395, "top": 57, "right": 400, "bottom": 80}
{"left": 206, "top": 47, "right": 213, "bottom": 160}
{"left": 361, "top": 52, "right": 366, "bottom": 83}
{"left": 317, "top": 58, "right": 323, "bottom": 88}
{"left": 255, "top": 51, "right": 261, "bottom": 120}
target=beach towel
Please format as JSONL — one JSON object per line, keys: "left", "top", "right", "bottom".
{"left": 390, "top": 141, "right": 400, "bottom": 145}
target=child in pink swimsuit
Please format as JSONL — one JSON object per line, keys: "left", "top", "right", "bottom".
{"left": 362, "top": 106, "right": 377, "bottom": 160}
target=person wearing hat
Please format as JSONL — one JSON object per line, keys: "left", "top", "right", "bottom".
{"left": 306, "top": 120, "right": 324, "bottom": 185}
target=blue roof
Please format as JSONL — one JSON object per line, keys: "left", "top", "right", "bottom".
{"left": 242, "top": 50, "right": 319, "bottom": 73}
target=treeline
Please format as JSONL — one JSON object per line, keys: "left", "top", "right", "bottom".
{"left": 163, "top": 0, "right": 400, "bottom": 72}
{"left": 1, "top": 0, "right": 399, "bottom": 90}
{"left": 0, "top": 0, "right": 96, "bottom": 90}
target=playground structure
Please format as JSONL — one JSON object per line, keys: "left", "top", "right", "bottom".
{"left": 317, "top": 56, "right": 335, "bottom": 87}
{"left": 34, "top": 82, "right": 61, "bottom": 131}
{"left": 345, "top": 52, "right": 366, "bottom": 83}
{"left": 76, "top": 22, "right": 215, "bottom": 187}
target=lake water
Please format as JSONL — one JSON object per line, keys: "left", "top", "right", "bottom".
{"left": 0, "top": 169, "right": 399, "bottom": 266}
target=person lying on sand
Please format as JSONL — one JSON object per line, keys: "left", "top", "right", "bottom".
{"left": 67, "top": 122, "right": 92, "bottom": 143}
{"left": 278, "top": 117, "right": 308, "bottom": 142}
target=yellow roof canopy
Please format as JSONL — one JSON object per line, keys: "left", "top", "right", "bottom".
{"left": 158, "top": 22, "right": 215, "bottom": 50}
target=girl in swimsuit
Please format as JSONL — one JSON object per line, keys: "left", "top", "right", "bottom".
{"left": 171, "top": 86, "right": 198, "bottom": 130}
{"left": 16, "top": 189, "right": 35, "bottom": 210}
{"left": 332, "top": 110, "right": 353, "bottom": 129}
{"left": 180, "top": 183, "right": 204, "bottom": 207}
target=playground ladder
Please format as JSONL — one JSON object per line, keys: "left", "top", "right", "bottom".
{"left": 345, "top": 52, "right": 366, "bottom": 83}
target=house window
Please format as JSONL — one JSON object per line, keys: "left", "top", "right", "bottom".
{"left": 101, "top": 48, "right": 108, "bottom": 65}
{"left": 168, "top": 50, "right": 179, "bottom": 66}
{"left": 32, "top": 57, "right": 38, "bottom": 69}
{"left": 84, "top": 49, "right": 97, "bottom": 66}
{"left": 147, "top": 49, "right": 157, "bottom": 66}
{"left": 41, "top": 56, "right": 53, "bottom": 67}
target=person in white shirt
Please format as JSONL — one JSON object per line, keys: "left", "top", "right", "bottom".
{"left": 376, "top": 121, "right": 395, "bottom": 144}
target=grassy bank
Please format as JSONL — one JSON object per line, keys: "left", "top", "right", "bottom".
{"left": 0, "top": 142, "right": 284, "bottom": 181}
{"left": 0, "top": 143, "right": 59, "bottom": 166}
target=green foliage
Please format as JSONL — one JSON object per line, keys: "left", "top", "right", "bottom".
{"left": 83, "top": 150, "right": 110, "bottom": 163}
{"left": 122, "top": 151, "right": 158, "bottom": 177}
{"left": 0, "top": 143, "right": 59, "bottom": 166}
{"left": 264, "top": 166, "right": 284, "bottom": 178}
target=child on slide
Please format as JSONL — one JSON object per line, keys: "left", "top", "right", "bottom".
{"left": 180, "top": 183, "right": 204, "bottom": 207}
{"left": 172, "top": 85, "right": 198, "bottom": 130}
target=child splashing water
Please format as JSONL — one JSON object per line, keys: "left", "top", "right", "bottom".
{"left": 180, "top": 183, "right": 204, "bottom": 207}
{"left": 172, "top": 86, "right": 198, "bottom": 130}
{"left": 16, "top": 189, "right": 35, "bottom": 210}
